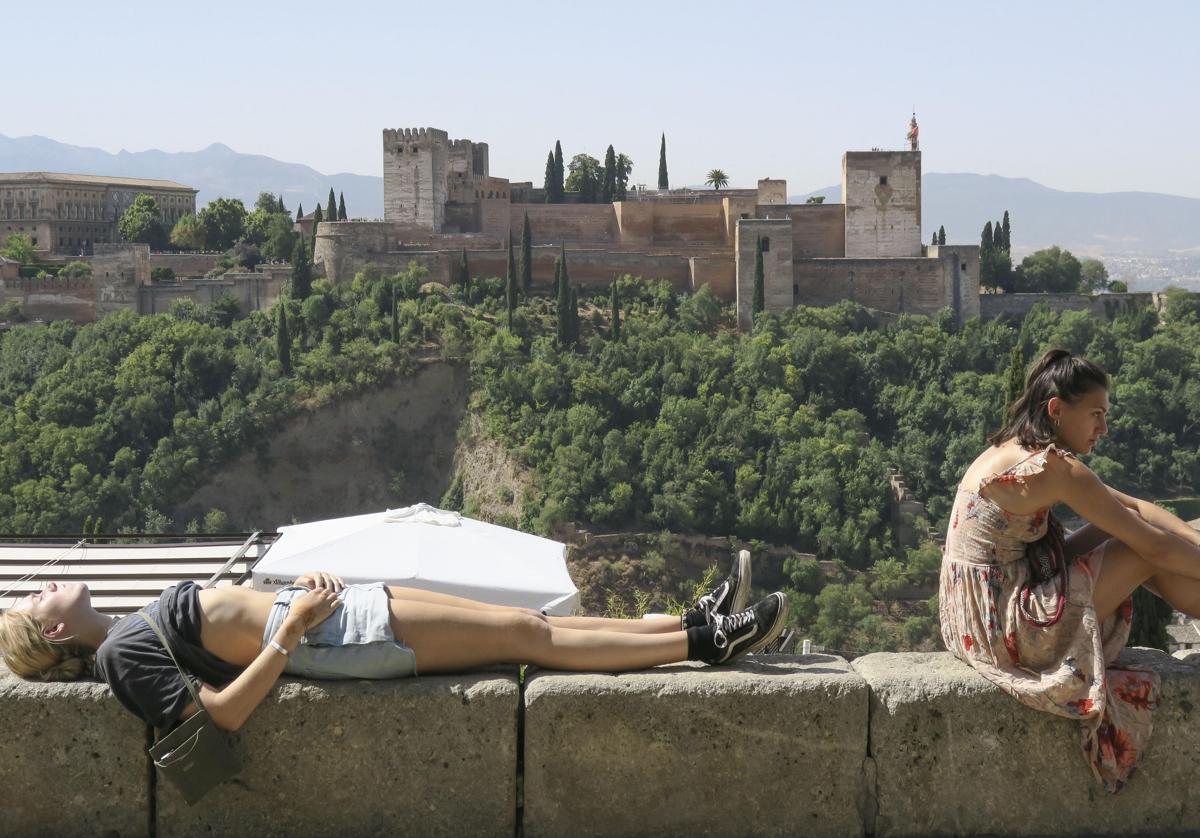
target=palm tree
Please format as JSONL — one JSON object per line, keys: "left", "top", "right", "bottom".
{"left": 705, "top": 169, "right": 729, "bottom": 191}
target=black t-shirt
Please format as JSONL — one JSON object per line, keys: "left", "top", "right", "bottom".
{"left": 95, "top": 581, "right": 244, "bottom": 730}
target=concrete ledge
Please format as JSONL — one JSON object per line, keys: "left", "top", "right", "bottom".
{"left": 522, "top": 656, "right": 869, "bottom": 838}
{"left": 0, "top": 667, "right": 149, "bottom": 837}
{"left": 157, "top": 670, "right": 520, "bottom": 837}
{"left": 853, "top": 650, "right": 1200, "bottom": 837}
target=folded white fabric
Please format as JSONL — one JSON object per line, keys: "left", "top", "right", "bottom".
{"left": 382, "top": 502, "right": 462, "bottom": 527}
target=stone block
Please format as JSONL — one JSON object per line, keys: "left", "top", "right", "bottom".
{"left": 854, "top": 650, "right": 1200, "bottom": 837}
{"left": 158, "top": 671, "right": 519, "bottom": 837}
{"left": 523, "top": 656, "right": 869, "bottom": 837}
{"left": 0, "top": 666, "right": 149, "bottom": 837}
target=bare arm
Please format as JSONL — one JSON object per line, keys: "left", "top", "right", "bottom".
{"left": 180, "top": 587, "right": 341, "bottom": 732}
{"left": 1106, "top": 485, "right": 1200, "bottom": 547}
{"left": 1047, "top": 457, "right": 1200, "bottom": 576}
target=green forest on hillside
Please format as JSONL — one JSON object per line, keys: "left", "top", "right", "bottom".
{"left": 1, "top": 266, "right": 1198, "bottom": 652}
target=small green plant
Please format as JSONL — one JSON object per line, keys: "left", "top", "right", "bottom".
{"left": 603, "top": 589, "right": 628, "bottom": 619}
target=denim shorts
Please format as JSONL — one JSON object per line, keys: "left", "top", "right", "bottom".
{"left": 262, "top": 582, "right": 418, "bottom": 679}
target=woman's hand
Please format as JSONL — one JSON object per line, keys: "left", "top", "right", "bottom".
{"left": 288, "top": 587, "right": 342, "bottom": 631}
{"left": 294, "top": 571, "right": 345, "bottom": 593}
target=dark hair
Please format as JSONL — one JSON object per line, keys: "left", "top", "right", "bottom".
{"left": 989, "top": 349, "right": 1109, "bottom": 449}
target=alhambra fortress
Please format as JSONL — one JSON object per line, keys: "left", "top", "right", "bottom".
{"left": 0, "top": 123, "right": 1169, "bottom": 325}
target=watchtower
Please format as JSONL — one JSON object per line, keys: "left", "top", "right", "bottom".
{"left": 383, "top": 128, "right": 449, "bottom": 232}
{"left": 841, "top": 150, "right": 922, "bottom": 258}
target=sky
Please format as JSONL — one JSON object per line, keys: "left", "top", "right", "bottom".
{"left": 7, "top": 0, "right": 1200, "bottom": 197}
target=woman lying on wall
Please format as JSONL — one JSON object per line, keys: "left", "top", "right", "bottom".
{"left": 940, "top": 348, "right": 1200, "bottom": 792}
{"left": 0, "top": 552, "right": 785, "bottom": 733}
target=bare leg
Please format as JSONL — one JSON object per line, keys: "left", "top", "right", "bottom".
{"left": 385, "top": 585, "right": 680, "bottom": 634}
{"left": 1092, "top": 538, "right": 1200, "bottom": 621}
{"left": 388, "top": 600, "right": 688, "bottom": 673}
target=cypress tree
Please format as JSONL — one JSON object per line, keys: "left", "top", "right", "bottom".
{"left": 311, "top": 203, "right": 323, "bottom": 251}
{"left": 291, "top": 237, "right": 312, "bottom": 300}
{"left": 505, "top": 233, "right": 517, "bottom": 330}
{"left": 1002, "top": 210, "right": 1011, "bottom": 251}
{"left": 276, "top": 303, "right": 292, "bottom": 374}
{"left": 981, "top": 220, "right": 993, "bottom": 254}
{"left": 938, "top": 225, "right": 946, "bottom": 246}
{"left": 277, "top": 194, "right": 286, "bottom": 214}
{"left": 391, "top": 282, "right": 399, "bottom": 343}
{"left": 1003, "top": 343, "right": 1025, "bottom": 415}
{"left": 657, "top": 133, "right": 669, "bottom": 190}
{"left": 553, "top": 141, "right": 565, "bottom": 203}
{"left": 296, "top": 202, "right": 303, "bottom": 222}
{"left": 326, "top": 189, "right": 337, "bottom": 223}
{"left": 569, "top": 287, "right": 580, "bottom": 344}
{"left": 602, "top": 145, "right": 617, "bottom": 203}
{"left": 338, "top": 192, "right": 347, "bottom": 221}
{"left": 543, "top": 151, "right": 556, "bottom": 203}
{"left": 931, "top": 231, "right": 937, "bottom": 247}
{"left": 993, "top": 220, "right": 1004, "bottom": 251}
{"left": 559, "top": 244, "right": 570, "bottom": 292}
{"left": 459, "top": 248, "right": 470, "bottom": 301}
{"left": 752, "top": 235, "right": 765, "bottom": 315}
{"left": 610, "top": 281, "right": 621, "bottom": 340}
{"left": 520, "top": 211, "right": 533, "bottom": 296}
{"left": 555, "top": 255, "right": 569, "bottom": 347}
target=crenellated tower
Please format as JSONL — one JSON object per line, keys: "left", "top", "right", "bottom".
{"left": 383, "top": 127, "right": 450, "bottom": 231}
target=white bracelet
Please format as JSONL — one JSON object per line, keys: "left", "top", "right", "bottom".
{"left": 268, "top": 639, "right": 289, "bottom": 657}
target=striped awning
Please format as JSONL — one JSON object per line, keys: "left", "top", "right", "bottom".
{"left": 0, "top": 533, "right": 278, "bottom": 615}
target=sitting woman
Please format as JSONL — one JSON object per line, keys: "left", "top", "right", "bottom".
{"left": 0, "top": 552, "right": 785, "bottom": 733}
{"left": 940, "top": 348, "right": 1200, "bottom": 792}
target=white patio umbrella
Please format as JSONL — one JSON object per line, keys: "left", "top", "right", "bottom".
{"left": 251, "top": 504, "right": 580, "bottom": 615}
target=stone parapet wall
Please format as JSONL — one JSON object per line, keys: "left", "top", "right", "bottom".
{"left": 980, "top": 291, "right": 1158, "bottom": 320}
{"left": 148, "top": 252, "right": 221, "bottom": 277}
{"left": 4, "top": 650, "right": 1197, "bottom": 836}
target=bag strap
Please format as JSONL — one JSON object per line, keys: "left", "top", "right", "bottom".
{"left": 137, "top": 606, "right": 207, "bottom": 717}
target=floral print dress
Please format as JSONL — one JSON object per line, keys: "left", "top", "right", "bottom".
{"left": 939, "top": 444, "right": 1161, "bottom": 792}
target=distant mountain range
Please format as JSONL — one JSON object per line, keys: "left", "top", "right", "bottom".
{"left": 796, "top": 175, "right": 1200, "bottom": 256}
{"left": 0, "top": 134, "right": 381, "bottom": 221}
{"left": 3, "top": 134, "right": 1199, "bottom": 256}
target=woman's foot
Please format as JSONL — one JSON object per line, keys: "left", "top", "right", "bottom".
{"left": 692, "top": 592, "right": 789, "bottom": 665}
{"left": 683, "top": 550, "right": 752, "bottom": 628}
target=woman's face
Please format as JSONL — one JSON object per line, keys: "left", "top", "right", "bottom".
{"left": 1050, "top": 387, "right": 1110, "bottom": 455}
{"left": 10, "top": 581, "right": 91, "bottom": 639}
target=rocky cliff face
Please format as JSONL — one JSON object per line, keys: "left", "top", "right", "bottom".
{"left": 173, "top": 360, "right": 471, "bottom": 530}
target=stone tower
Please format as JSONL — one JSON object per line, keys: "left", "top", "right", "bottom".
{"left": 841, "top": 150, "right": 922, "bottom": 258}
{"left": 383, "top": 127, "right": 449, "bottom": 232}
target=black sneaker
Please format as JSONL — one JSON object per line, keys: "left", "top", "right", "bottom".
{"left": 685, "top": 550, "right": 752, "bottom": 627}
{"left": 706, "top": 592, "right": 789, "bottom": 665}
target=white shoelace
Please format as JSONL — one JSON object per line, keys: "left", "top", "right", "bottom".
{"left": 712, "top": 607, "right": 754, "bottom": 649}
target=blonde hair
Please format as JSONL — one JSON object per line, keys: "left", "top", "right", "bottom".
{"left": 0, "top": 609, "right": 91, "bottom": 681}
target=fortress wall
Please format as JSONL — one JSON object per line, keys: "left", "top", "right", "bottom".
{"left": 148, "top": 252, "right": 220, "bottom": 277}
{"left": 650, "top": 203, "right": 727, "bottom": 243}
{"left": 688, "top": 255, "right": 735, "bottom": 298}
{"left": 512, "top": 204, "right": 617, "bottom": 245}
{"left": 794, "top": 256, "right": 948, "bottom": 316}
{"left": 481, "top": 197, "right": 511, "bottom": 240}
{"left": 6, "top": 651, "right": 1200, "bottom": 837}
{"left": 0, "top": 278, "right": 95, "bottom": 321}
{"left": 443, "top": 203, "right": 478, "bottom": 234}
{"left": 139, "top": 273, "right": 287, "bottom": 317}
{"left": 615, "top": 202, "right": 655, "bottom": 245}
{"left": 382, "top": 127, "right": 448, "bottom": 231}
{"left": 722, "top": 195, "right": 758, "bottom": 242}
{"left": 980, "top": 291, "right": 1157, "bottom": 320}
{"left": 790, "top": 203, "right": 846, "bottom": 257}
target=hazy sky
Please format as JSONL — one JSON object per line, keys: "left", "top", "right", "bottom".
{"left": 8, "top": 1, "right": 1199, "bottom": 197}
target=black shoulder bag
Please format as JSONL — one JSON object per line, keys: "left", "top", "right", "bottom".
{"left": 137, "top": 607, "right": 241, "bottom": 805}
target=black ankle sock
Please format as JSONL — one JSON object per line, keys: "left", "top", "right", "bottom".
{"left": 682, "top": 608, "right": 706, "bottom": 630}
{"left": 686, "top": 625, "right": 718, "bottom": 662}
